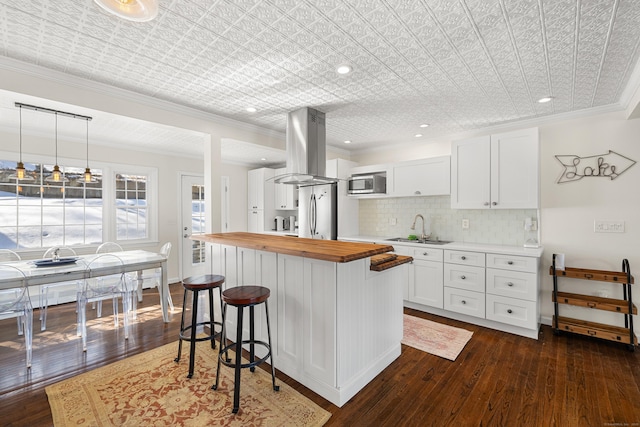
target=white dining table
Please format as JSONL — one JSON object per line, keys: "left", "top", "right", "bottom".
{"left": 0, "top": 250, "right": 171, "bottom": 322}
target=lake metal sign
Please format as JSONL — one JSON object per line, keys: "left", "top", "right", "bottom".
{"left": 555, "top": 150, "right": 636, "bottom": 183}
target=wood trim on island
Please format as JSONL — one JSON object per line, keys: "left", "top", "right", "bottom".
{"left": 192, "top": 232, "right": 396, "bottom": 263}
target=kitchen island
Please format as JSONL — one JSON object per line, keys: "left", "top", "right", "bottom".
{"left": 192, "top": 232, "right": 411, "bottom": 407}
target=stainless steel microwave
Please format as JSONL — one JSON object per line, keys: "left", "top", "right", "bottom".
{"left": 347, "top": 174, "right": 386, "bottom": 194}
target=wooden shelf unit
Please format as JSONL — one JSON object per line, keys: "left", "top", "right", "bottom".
{"left": 550, "top": 255, "right": 636, "bottom": 351}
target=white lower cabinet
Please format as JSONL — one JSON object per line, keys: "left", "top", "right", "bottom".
{"left": 406, "top": 247, "right": 443, "bottom": 309}
{"left": 387, "top": 240, "right": 541, "bottom": 339}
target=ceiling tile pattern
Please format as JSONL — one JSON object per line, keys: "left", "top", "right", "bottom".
{"left": 0, "top": 0, "right": 639, "bottom": 152}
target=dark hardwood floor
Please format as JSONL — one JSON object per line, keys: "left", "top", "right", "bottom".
{"left": 1, "top": 284, "right": 639, "bottom": 426}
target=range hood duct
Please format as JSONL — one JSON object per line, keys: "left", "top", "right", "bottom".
{"left": 274, "top": 107, "right": 338, "bottom": 186}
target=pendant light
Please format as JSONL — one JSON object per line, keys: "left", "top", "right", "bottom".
{"left": 94, "top": 0, "right": 159, "bottom": 22}
{"left": 9, "top": 105, "right": 35, "bottom": 182}
{"left": 83, "top": 118, "right": 96, "bottom": 183}
{"left": 45, "top": 112, "right": 69, "bottom": 184}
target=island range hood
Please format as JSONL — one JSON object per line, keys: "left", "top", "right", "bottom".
{"left": 274, "top": 107, "right": 338, "bottom": 186}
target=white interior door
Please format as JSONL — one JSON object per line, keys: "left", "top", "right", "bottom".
{"left": 181, "top": 175, "right": 206, "bottom": 278}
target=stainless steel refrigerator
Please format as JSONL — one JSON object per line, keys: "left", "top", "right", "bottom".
{"left": 298, "top": 183, "right": 337, "bottom": 240}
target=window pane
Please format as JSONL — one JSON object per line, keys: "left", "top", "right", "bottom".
{"left": 115, "top": 173, "right": 147, "bottom": 241}
{"left": 0, "top": 227, "right": 17, "bottom": 248}
{"left": 18, "top": 226, "right": 42, "bottom": 249}
{"left": 42, "top": 226, "right": 64, "bottom": 247}
{"left": 85, "top": 225, "right": 102, "bottom": 244}
{"left": 0, "top": 159, "right": 105, "bottom": 249}
{"left": 65, "top": 207, "right": 85, "bottom": 225}
{"left": 64, "top": 225, "right": 85, "bottom": 246}
{"left": 19, "top": 207, "right": 41, "bottom": 226}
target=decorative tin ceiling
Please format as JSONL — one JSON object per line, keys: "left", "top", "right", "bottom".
{"left": 0, "top": 0, "right": 639, "bottom": 158}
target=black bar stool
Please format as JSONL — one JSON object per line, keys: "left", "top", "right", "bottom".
{"left": 174, "top": 274, "right": 224, "bottom": 378}
{"left": 212, "top": 285, "right": 279, "bottom": 413}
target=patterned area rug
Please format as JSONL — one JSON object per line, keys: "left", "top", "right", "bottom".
{"left": 46, "top": 342, "right": 331, "bottom": 426}
{"left": 402, "top": 314, "right": 473, "bottom": 361}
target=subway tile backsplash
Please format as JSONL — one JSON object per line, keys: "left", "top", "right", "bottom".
{"left": 358, "top": 196, "right": 538, "bottom": 246}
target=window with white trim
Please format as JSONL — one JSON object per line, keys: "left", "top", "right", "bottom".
{"left": 0, "top": 157, "right": 158, "bottom": 250}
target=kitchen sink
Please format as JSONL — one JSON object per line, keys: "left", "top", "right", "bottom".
{"left": 385, "top": 237, "right": 451, "bottom": 245}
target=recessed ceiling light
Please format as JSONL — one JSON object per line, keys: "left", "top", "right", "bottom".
{"left": 419, "top": 124, "right": 430, "bottom": 128}
{"left": 537, "top": 96, "right": 554, "bottom": 103}
{"left": 415, "top": 134, "right": 423, "bottom": 138}
{"left": 344, "top": 140, "right": 352, "bottom": 144}
{"left": 246, "top": 107, "right": 257, "bottom": 113}
{"left": 336, "top": 65, "right": 352, "bottom": 75}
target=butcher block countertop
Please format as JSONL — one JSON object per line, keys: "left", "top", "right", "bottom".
{"left": 192, "top": 232, "right": 396, "bottom": 263}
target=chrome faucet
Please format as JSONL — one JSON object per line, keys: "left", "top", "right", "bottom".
{"left": 52, "top": 247, "right": 60, "bottom": 262}
{"left": 411, "top": 214, "right": 428, "bottom": 240}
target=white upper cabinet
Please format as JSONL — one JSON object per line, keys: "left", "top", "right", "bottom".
{"left": 451, "top": 128, "right": 539, "bottom": 209}
{"left": 390, "top": 156, "right": 450, "bottom": 197}
{"left": 274, "top": 167, "right": 297, "bottom": 210}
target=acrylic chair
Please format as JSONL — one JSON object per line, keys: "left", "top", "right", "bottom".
{"left": 93, "top": 242, "right": 125, "bottom": 318}
{"left": 130, "top": 242, "right": 174, "bottom": 312}
{"left": 77, "top": 253, "right": 133, "bottom": 352}
{"left": 0, "top": 249, "right": 21, "bottom": 262}
{"left": 39, "top": 246, "right": 79, "bottom": 331}
{"left": 0, "top": 264, "right": 33, "bottom": 368}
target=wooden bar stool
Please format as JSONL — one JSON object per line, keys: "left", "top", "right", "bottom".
{"left": 212, "top": 285, "right": 279, "bottom": 413}
{"left": 174, "top": 274, "right": 224, "bottom": 378}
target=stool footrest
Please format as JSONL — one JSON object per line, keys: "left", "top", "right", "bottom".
{"left": 178, "top": 321, "right": 223, "bottom": 342}
{"left": 218, "top": 340, "right": 272, "bottom": 370}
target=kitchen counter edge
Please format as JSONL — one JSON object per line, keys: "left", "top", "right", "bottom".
{"left": 340, "top": 235, "right": 544, "bottom": 257}
{"left": 192, "top": 232, "right": 394, "bottom": 263}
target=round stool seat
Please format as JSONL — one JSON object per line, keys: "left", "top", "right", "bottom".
{"left": 222, "top": 285, "right": 270, "bottom": 306}
{"left": 182, "top": 274, "right": 225, "bottom": 291}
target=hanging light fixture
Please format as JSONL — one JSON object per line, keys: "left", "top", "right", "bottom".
{"left": 83, "top": 118, "right": 96, "bottom": 183}
{"left": 45, "top": 112, "right": 69, "bottom": 184}
{"left": 94, "top": 0, "right": 159, "bottom": 22}
{"left": 9, "top": 105, "right": 34, "bottom": 182}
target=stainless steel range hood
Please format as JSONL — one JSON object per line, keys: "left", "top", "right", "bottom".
{"left": 274, "top": 107, "right": 338, "bottom": 186}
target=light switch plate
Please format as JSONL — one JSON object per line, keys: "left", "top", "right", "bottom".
{"left": 462, "top": 219, "right": 469, "bottom": 229}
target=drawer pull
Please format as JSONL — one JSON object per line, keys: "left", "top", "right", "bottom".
{"left": 507, "top": 261, "right": 513, "bottom": 265}
{"left": 507, "top": 282, "right": 514, "bottom": 287}
{"left": 461, "top": 300, "right": 466, "bottom": 305}
{"left": 587, "top": 330, "right": 597, "bottom": 336}
{"left": 461, "top": 256, "right": 466, "bottom": 260}
{"left": 460, "top": 275, "right": 466, "bottom": 280}
{"left": 587, "top": 302, "right": 596, "bottom": 308}
{"left": 507, "top": 309, "right": 513, "bottom": 314}
{"left": 423, "top": 252, "right": 428, "bottom": 256}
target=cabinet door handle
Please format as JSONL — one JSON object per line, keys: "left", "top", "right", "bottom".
{"left": 507, "top": 261, "right": 513, "bottom": 265}
{"left": 507, "top": 282, "right": 514, "bottom": 287}
{"left": 461, "top": 256, "right": 466, "bottom": 260}
{"left": 484, "top": 202, "right": 489, "bottom": 206}
{"left": 492, "top": 201, "right": 497, "bottom": 206}
{"left": 461, "top": 300, "right": 466, "bottom": 305}
{"left": 423, "top": 252, "right": 429, "bottom": 256}
{"left": 460, "top": 275, "right": 466, "bottom": 280}
{"left": 507, "top": 309, "right": 513, "bottom": 314}
{"left": 415, "top": 190, "right": 421, "bottom": 195}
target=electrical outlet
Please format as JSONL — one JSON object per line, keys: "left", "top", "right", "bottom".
{"left": 594, "top": 220, "right": 625, "bottom": 233}
{"left": 462, "top": 219, "right": 469, "bottom": 229}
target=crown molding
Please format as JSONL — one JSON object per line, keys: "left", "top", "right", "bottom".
{"left": 0, "top": 56, "right": 285, "bottom": 141}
